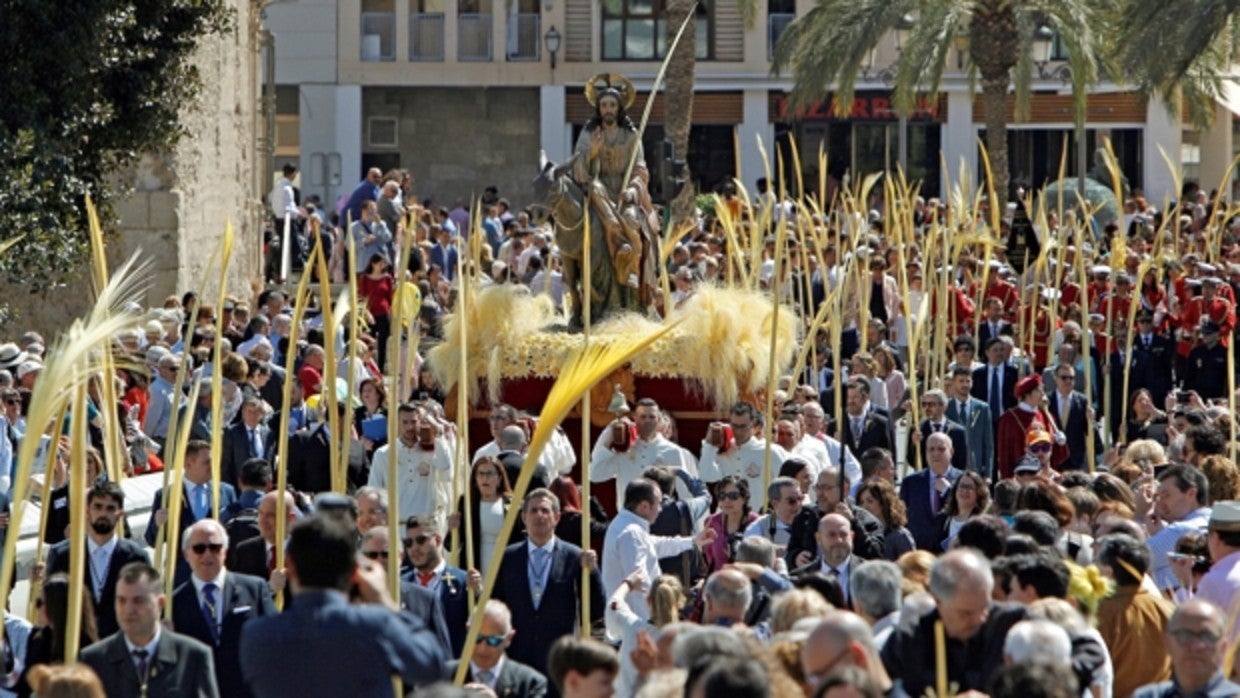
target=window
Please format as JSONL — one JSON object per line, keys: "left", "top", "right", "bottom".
{"left": 601, "top": 0, "right": 711, "bottom": 61}
{"left": 361, "top": 0, "right": 396, "bottom": 62}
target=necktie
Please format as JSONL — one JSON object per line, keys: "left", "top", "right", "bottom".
{"left": 418, "top": 571, "right": 436, "bottom": 587}
{"left": 194, "top": 484, "right": 208, "bottom": 520}
{"left": 959, "top": 400, "right": 969, "bottom": 423}
{"left": 250, "top": 429, "right": 262, "bottom": 458}
{"left": 91, "top": 547, "right": 108, "bottom": 600}
{"left": 132, "top": 648, "right": 149, "bottom": 681}
{"left": 529, "top": 547, "right": 549, "bottom": 607}
{"left": 201, "top": 583, "right": 218, "bottom": 643}
{"left": 990, "top": 369, "right": 1002, "bottom": 416}
{"left": 1059, "top": 395, "right": 1070, "bottom": 425}
{"left": 851, "top": 417, "right": 862, "bottom": 443}
{"left": 476, "top": 669, "right": 494, "bottom": 686}
{"left": 267, "top": 546, "right": 276, "bottom": 574}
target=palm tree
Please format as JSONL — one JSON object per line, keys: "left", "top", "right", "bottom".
{"left": 664, "top": 0, "right": 698, "bottom": 225}
{"left": 1116, "top": 1, "right": 1240, "bottom": 129}
{"left": 770, "top": 0, "right": 1115, "bottom": 204}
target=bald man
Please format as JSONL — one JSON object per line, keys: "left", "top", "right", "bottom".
{"left": 1133, "top": 599, "right": 1240, "bottom": 698}
{"left": 802, "top": 611, "right": 897, "bottom": 695}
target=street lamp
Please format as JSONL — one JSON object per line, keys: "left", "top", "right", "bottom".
{"left": 544, "top": 25, "right": 561, "bottom": 70}
{"left": 1032, "top": 25, "right": 1069, "bottom": 82}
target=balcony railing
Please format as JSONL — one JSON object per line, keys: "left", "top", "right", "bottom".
{"left": 361, "top": 12, "right": 396, "bottom": 61}
{"left": 507, "top": 13, "right": 541, "bottom": 61}
{"left": 410, "top": 13, "right": 445, "bottom": 61}
{"left": 768, "top": 13, "right": 794, "bottom": 60}
{"left": 459, "top": 13, "right": 493, "bottom": 61}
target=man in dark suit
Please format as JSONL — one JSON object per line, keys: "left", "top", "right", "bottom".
{"left": 945, "top": 366, "right": 995, "bottom": 478}
{"left": 972, "top": 337, "right": 1019, "bottom": 423}
{"left": 791, "top": 513, "right": 866, "bottom": 607}
{"left": 79, "top": 561, "right": 219, "bottom": 698}
{"left": 1048, "top": 362, "right": 1101, "bottom": 471}
{"left": 450, "top": 599, "right": 549, "bottom": 697}
{"left": 359, "top": 525, "right": 452, "bottom": 658}
{"left": 284, "top": 406, "right": 347, "bottom": 494}
{"left": 221, "top": 396, "right": 276, "bottom": 487}
{"left": 908, "top": 389, "right": 969, "bottom": 472}
{"left": 492, "top": 488, "right": 603, "bottom": 686}
{"left": 228, "top": 490, "right": 295, "bottom": 583}
{"left": 172, "top": 520, "right": 276, "bottom": 698}
{"left": 977, "top": 297, "right": 1014, "bottom": 348}
{"left": 239, "top": 515, "right": 445, "bottom": 697}
{"left": 899, "top": 432, "right": 961, "bottom": 551}
{"left": 46, "top": 480, "right": 149, "bottom": 638}
{"left": 402, "top": 514, "right": 471, "bottom": 657}
{"left": 841, "top": 377, "right": 892, "bottom": 457}
{"left": 145, "top": 440, "right": 237, "bottom": 586}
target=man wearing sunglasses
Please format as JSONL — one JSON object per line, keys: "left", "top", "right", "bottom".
{"left": 359, "top": 526, "right": 451, "bottom": 659}
{"left": 401, "top": 515, "right": 471, "bottom": 657}
{"left": 450, "top": 600, "right": 548, "bottom": 697}
{"left": 172, "top": 519, "right": 275, "bottom": 698}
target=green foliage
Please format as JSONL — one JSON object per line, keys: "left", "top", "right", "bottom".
{"left": 0, "top": 0, "right": 233, "bottom": 292}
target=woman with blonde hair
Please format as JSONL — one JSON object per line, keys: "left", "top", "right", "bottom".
{"left": 770, "top": 588, "right": 832, "bottom": 635}
{"left": 871, "top": 345, "right": 906, "bottom": 410}
{"left": 896, "top": 550, "right": 935, "bottom": 595}
{"left": 607, "top": 572, "right": 686, "bottom": 697}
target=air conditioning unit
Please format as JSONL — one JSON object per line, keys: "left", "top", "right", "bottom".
{"left": 368, "top": 117, "right": 399, "bottom": 148}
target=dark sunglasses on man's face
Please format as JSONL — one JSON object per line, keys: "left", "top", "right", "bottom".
{"left": 476, "top": 634, "right": 505, "bottom": 647}
{"left": 403, "top": 535, "right": 431, "bottom": 547}
{"left": 190, "top": 543, "right": 224, "bottom": 555}
{"left": 362, "top": 550, "right": 389, "bottom": 560}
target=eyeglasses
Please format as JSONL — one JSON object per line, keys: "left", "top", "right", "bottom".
{"left": 720, "top": 491, "right": 744, "bottom": 501}
{"left": 476, "top": 634, "right": 506, "bottom": 647}
{"left": 1029, "top": 443, "right": 1052, "bottom": 453}
{"left": 957, "top": 483, "right": 978, "bottom": 492}
{"left": 3, "top": 400, "right": 18, "bottom": 406}
{"left": 1169, "top": 629, "right": 1221, "bottom": 645}
{"left": 476, "top": 471, "right": 500, "bottom": 479}
{"left": 1056, "top": 375, "right": 1074, "bottom": 381}
{"left": 783, "top": 497, "right": 802, "bottom": 506}
{"left": 362, "top": 550, "right": 390, "bottom": 560}
{"left": 919, "top": 402, "right": 940, "bottom": 408}
{"left": 403, "top": 534, "right": 431, "bottom": 547}
{"left": 190, "top": 543, "right": 224, "bottom": 555}
{"left": 814, "top": 483, "right": 840, "bottom": 491}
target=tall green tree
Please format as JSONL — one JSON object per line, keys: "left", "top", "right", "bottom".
{"left": 1117, "top": 0, "right": 1240, "bottom": 130}
{"left": 770, "top": 0, "right": 1115, "bottom": 204}
{"left": 0, "top": 0, "right": 232, "bottom": 293}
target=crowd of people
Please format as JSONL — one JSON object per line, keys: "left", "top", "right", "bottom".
{"left": 0, "top": 167, "right": 1239, "bottom": 698}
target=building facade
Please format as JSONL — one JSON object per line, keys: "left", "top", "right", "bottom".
{"left": 266, "top": 0, "right": 1238, "bottom": 211}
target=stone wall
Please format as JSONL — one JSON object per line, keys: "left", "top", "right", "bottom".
{"left": 5, "top": 0, "right": 263, "bottom": 340}
{"left": 363, "top": 86, "right": 542, "bottom": 208}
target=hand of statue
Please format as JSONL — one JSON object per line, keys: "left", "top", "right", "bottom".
{"left": 623, "top": 187, "right": 637, "bottom": 204}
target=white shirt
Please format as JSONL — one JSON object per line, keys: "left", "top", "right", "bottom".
{"left": 470, "top": 656, "right": 505, "bottom": 690}
{"left": 602, "top": 509, "right": 694, "bottom": 638}
{"left": 589, "top": 430, "right": 698, "bottom": 500}
{"left": 123, "top": 625, "right": 162, "bottom": 669}
{"left": 819, "top": 555, "right": 852, "bottom": 605}
{"left": 698, "top": 438, "right": 789, "bottom": 509}
{"left": 744, "top": 514, "right": 792, "bottom": 547}
{"left": 369, "top": 437, "right": 454, "bottom": 520}
{"left": 269, "top": 176, "right": 298, "bottom": 218}
{"left": 473, "top": 428, "right": 575, "bottom": 483}
{"left": 87, "top": 535, "right": 119, "bottom": 599}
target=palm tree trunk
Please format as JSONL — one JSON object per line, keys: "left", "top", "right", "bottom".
{"left": 664, "top": 0, "right": 697, "bottom": 227}
{"left": 981, "top": 74, "right": 1011, "bottom": 207}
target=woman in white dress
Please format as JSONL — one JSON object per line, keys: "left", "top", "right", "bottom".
{"left": 448, "top": 455, "right": 521, "bottom": 575}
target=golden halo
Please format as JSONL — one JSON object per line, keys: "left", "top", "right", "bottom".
{"left": 584, "top": 73, "right": 636, "bottom": 110}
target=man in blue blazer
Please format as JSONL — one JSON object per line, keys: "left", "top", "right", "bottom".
{"left": 945, "top": 366, "right": 994, "bottom": 479}
{"left": 239, "top": 515, "right": 445, "bottom": 697}
{"left": 145, "top": 440, "right": 237, "bottom": 586}
{"left": 401, "top": 514, "right": 471, "bottom": 657}
{"left": 491, "top": 488, "right": 603, "bottom": 687}
{"left": 172, "top": 520, "right": 276, "bottom": 698}
{"left": 899, "top": 432, "right": 962, "bottom": 551}
{"left": 971, "top": 338, "right": 1019, "bottom": 423}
